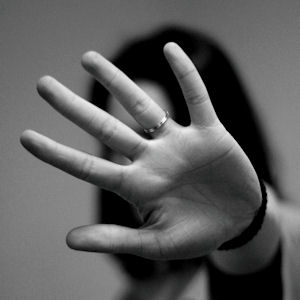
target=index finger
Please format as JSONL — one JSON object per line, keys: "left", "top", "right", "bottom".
{"left": 163, "top": 42, "right": 218, "bottom": 127}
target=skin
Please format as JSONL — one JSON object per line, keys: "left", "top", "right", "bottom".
{"left": 108, "top": 81, "right": 280, "bottom": 277}
{"left": 20, "top": 42, "right": 271, "bottom": 262}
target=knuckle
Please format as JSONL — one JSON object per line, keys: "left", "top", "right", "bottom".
{"left": 130, "top": 95, "right": 151, "bottom": 117}
{"left": 85, "top": 110, "right": 98, "bottom": 131}
{"left": 137, "top": 230, "right": 145, "bottom": 256}
{"left": 112, "top": 165, "right": 127, "bottom": 194}
{"left": 187, "top": 91, "right": 209, "bottom": 105}
{"left": 105, "top": 69, "right": 121, "bottom": 90}
{"left": 69, "top": 91, "right": 78, "bottom": 104}
{"left": 96, "top": 116, "right": 118, "bottom": 144}
{"left": 78, "top": 155, "right": 94, "bottom": 181}
{"left": 178, "top": 66, "right": 197, "bottom": 80}
{"left": 129, "top": 140, "right": 147, "bottom": 157}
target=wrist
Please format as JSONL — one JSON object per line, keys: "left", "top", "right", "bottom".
{"left": 218, "top": 177, "right": 267, "bottom": 250}
{"left": 210, "top": 185, "right": 280, "bottom": 274}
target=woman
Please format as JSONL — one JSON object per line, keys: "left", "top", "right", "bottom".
{"left": 89, "top": 26, "right": 281, "bottom": 299}
{"left": 21, "top": 26, "right": 300, "bottom": 299}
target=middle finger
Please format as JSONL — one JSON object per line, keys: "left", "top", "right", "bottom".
{"left": 37, "top": 76, "right": 147, "bottom": 159}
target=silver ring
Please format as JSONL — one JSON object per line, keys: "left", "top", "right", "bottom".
{"left": 144, "top": 110, "right": 170, "bottom": 134}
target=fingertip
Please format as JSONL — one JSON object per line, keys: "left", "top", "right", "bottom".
{"left": 163, "top": 42, "right": 182, "bottom": 57}
{"left": 20, "top": 129, "right": 37, "bottom": 148}
{"left": 36, "top": 75, "right": 55, "bottom": 97}
{"left": 81, "top": 51, "right": 99, "bottom": 70}
{"left": 37, "top": 75, "right": 54, "bottom": 88}
{"left": 163, "top": 41, "right": 178, "bottom": 50}
{"left": 20, "top": 130, "right": 48, "bottom": 156}
{"left": 66, "top": 227, "right": 100, "bottom": 253}
{"left": 66, "top": 228, "right": 81, "bottom": 250}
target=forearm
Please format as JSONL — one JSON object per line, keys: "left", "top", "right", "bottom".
{"left": 210, "top": 186, "right": 281, "bottom": 274}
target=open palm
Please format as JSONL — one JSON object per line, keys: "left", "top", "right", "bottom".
{"left": 21, "top": 43, "right": 261, "bottom": 259}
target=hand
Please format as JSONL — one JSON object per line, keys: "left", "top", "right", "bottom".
{"left": 20, "top": 43, "right": 261, "bottom": 260}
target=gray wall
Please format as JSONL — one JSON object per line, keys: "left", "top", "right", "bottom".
{"left": 1, "top": 1, "right": 300, "bottom": 299}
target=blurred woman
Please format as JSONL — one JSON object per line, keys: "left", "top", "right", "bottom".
{"left": 89, "top": 26, "right": 282, "bottom": 300}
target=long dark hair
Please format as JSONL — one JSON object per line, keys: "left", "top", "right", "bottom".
{"left": 89, "top": 25, "right": 278, "bottom": 279}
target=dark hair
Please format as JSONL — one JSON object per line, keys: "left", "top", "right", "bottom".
{"left": 89, "top": 25, "right": 278, "bottom": 279}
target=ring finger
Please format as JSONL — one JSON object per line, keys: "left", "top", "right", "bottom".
{"left": 81, "top": 51, "right": 172, "bottom": 135}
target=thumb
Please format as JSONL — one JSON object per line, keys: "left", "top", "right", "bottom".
{"left": 66, "top": 224, "right": 159, "bottom": 258}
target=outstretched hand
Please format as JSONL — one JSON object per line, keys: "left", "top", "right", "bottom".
{"left": 21, "top": 43, "right": 261, "bottom": 259}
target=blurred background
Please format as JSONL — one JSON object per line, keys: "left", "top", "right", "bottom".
{"left": 1, "top": 0, "right": 300, "bottom": 299}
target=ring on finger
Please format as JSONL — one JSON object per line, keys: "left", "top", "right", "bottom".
{"left": 143, "top": 110, "right": 170, "bottom": 134}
